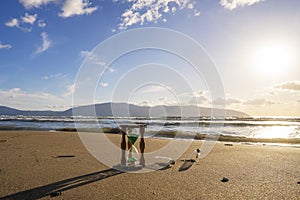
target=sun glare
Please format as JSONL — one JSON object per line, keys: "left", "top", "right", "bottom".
{"left": 252, "top": 44, "right": 292, "bottom": 77}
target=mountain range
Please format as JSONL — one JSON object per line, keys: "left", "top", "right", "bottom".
{"left": 0, "top": 103, "right": 248, "bottom": 117}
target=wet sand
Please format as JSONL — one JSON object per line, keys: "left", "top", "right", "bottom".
{"left": 0, "top": 131, "right": 299, "bottom": 199}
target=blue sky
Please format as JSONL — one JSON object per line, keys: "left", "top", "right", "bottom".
{"left": 0, "top": 0, "right": 300, "bottom": 116}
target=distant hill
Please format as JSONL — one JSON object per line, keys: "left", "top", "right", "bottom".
{"left": 0, "top": 103, "right": 248, "bottom": 117}
{"left": 0, "top": 106, "right": 60, "bottom": 116}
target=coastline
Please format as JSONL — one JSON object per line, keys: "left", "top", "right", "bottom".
{"left": 2, "top": 126, "right": 299, "bottom": 145}
{"left": 53, "top": 128, "right": 300, "bottom": 145}
{"left": 0, "top": 130, "right": 299, "bottom": 199}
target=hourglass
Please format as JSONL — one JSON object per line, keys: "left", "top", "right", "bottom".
{"left": 127, "top": 128, "right": 139, "bottom": 165}
{"left": 120, "top": 124, "right": 146, "bottom": 168}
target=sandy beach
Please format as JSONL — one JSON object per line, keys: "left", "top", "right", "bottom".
{"left": 0, "top": 130, "right": 299, "bottom": 199}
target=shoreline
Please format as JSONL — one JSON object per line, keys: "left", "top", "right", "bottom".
{"left": 1, "top": 127, "right": 299, "bottom": 145}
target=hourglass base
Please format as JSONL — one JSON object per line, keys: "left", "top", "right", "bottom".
{"left": 127, "top": 155, "right": 140, "bottom": 167}
{"left": 113, "top": 163, "right": 143, "bottom": 172}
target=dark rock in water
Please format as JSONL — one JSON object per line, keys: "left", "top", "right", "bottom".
{"left": 221, "top": 177, "right": 229, "bottom": 182}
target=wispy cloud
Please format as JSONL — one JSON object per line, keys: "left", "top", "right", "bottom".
{"left": 80, "top": 50, "right": 107, "bottom": 66}
{"left": 194, "top": 10, "right": 200, "bottom": 16}
{"left": 79, "top": 50, "right": 90, "bottom": 58}
{"left": 274, "top": 81, "right": 300, "bottom": 92}
{"left": 59, "top": 0, "right": 98, "bottom": 18}
{"left": 5, "top": 14, "right": 36, "bottom": 32}
{"left": 0, "top": 41, "right": 12, "bottom": 49}
{"left": 21, "top": 13, "right": 37, "bottom": 24}
{"left": 41, "top": 73, "right": 67, "bottom": 81}
{"left": 243, "top": 98, "right": 275, "bottom": 105}
{"left": 118, "top": 0, "right": 196, "bottom": 30}
{"left": 0, "top": 87, "right": 67, "bottom": 110}
{"left": 19, "top": 0, "right": 57, "bottom": 9}
{"left": 100, "top": 82, "right": 109, "bottom": 87}
{"left": 37, "top": 19, "right": 46, "bottom": 28}
{"left": 79, "top": 50, "right": 115, "bottom": 74}
{"left": 188, "top": 94, "right": 209, "bottom": 105}
{"left": 107, "top": 67, "right": 115, "bottom": 73}
{"left": 219, "top": 0, "right": 264, "bottom": 10}
{"left": 179, "top": 90, "right": 210, "bottom": 106}
{"left": 213, "top": 97, "right": 241, "bottom": 105}
{"left": 64, "top": 83, "right": 76, "bottom": 97}
{"left": 5, "top": 18, "right": 19, "bottom": 27}
{"left": 34, "top": 32, "right": 51, "bottom": 56}
{"left": 141, "top": 85, "right": 170, "bottom": 94}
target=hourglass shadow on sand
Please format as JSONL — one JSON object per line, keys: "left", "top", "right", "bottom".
{"left": 1, "top": 168, "right": 123, "bottom": 199}
{"left": 2, "top": 159, "right": 176, "bottom": 199}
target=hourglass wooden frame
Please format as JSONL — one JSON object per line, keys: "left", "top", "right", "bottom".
{"left": 120, "top": 124, "right": 147, "bottom": 167}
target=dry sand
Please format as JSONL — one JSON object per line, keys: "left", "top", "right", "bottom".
{"left": 0, "top": 131, "right": 299, "bottom": 199}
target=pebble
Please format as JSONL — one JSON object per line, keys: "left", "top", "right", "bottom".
{"left": 221, "top": 177, "right": 229, "bottom": 182}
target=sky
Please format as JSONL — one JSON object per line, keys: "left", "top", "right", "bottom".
{"left": 0, "top": 0, "right": 300, "bottom": 116}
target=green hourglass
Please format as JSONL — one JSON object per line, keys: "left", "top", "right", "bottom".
{"left": 127, "top": 128, "right": 139, "bottom": 165}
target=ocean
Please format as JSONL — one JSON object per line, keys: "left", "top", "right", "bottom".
{"left": 1, "top": 115, "right": 299, "bottom": 141}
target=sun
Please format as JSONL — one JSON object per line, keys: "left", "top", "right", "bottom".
{"left": 252, "top": 43, "right": 292, "bottom": 77}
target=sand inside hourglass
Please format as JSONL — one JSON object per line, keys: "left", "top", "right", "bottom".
{"left": 127, "top": 133, "right": 139, "bottom": 164}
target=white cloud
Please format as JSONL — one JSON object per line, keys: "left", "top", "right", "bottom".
{"left": 219, "top": 0, "right": 264, "bottom": 10}
{"left": 64, "top": 83, "right": 76, "bottom": 97}
{"left": 59, "top": 0, "right": 98, "bottom": 18}
{"left": 138, "top": 100, "right": 154, "bottom": 107}
{"left": 274, "top": 81, "right": 300, "bottom": 92}
{"left": 108, "top": 67, "right": 115, "bottom": 73}
{"left": 5, "top": 16, "right": 33, "bottom": 32}
{"left": 19, "top": 0, "right": 56, "bottom": 9}
{"left": 35, "top": 32, "right": 51, "bottom": 55}
{"left": 80, "top": 50, "right": 90, "bottom": 58}
{"left": 0, "top": 87, "right": 67, "bottom": 110}
{"left": 5, "top": 18, "right": 19, "bottom": 27}
{"left": 243, "top": 98, "right": 275, "bottom": 105}
{"left": 41, "top": 73, "right": 66, "bottom": 80}
{"left": 171, "top": 7, "right": 177, "bottom": 13}
{"left": 187, "top": 3, "right": 194, "bottom": 9}
{"left": 189, "top": 96, "right": 208, "bottom": 105}
{"left": 82, "top": 51, "right": 107, "bottom": 66}
{"left": 118, "top": 0, "right": 194, "bottom": 30}
{"left": 0, "top": 42, "right": 12, "bottom": 49}
{"left": 159, "top": 97, "right": 167, "bottom": 101}
{"left": 21, "top": 13, "right": 37, "bottom": 24}
{"left": 100, "top": 82, "right": 109, "bottom": 87}
{"left": 37, "top": 19, "right": 46, "bottom": 28}
{"left": 141, "top": 85, "right": 170, "bottom": 94}
{"left": 41, "top": 76, "right": 49, "bottom": 80}
{"left": 213, "top": 97, "right": 241, "bottom": 105}
{"left": 194, "top": 10, "right": 200, "bottom": 16}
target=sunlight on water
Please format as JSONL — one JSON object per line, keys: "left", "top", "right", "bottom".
{"left": 255, "top": 126, "right": 294, "bottom": 138}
